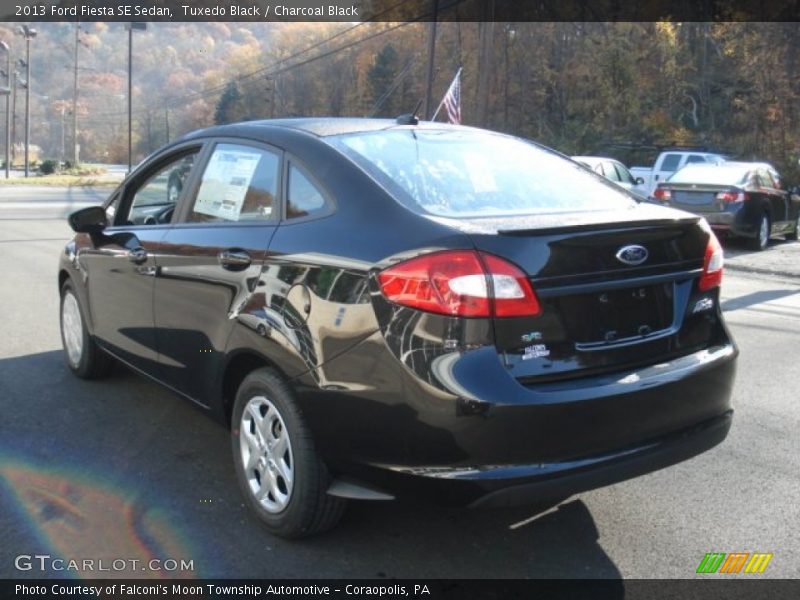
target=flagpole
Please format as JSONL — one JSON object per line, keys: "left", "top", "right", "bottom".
{"left": 431, "top": 67, "right": 461, "bottom": 121}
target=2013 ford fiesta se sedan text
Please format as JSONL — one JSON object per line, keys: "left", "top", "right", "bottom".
{"left": 58, "top": 118, "right": 737, "bottom": 538}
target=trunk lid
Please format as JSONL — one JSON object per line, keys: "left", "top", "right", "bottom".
{"left": 663, "top": 183, "right": 743, "bottom": 214}
{"left": 429, "top": 204, "right": 717, "bottom": 382}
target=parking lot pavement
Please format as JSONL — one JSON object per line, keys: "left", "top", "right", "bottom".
{"left": 0, "top": 186, "right": 110, "bottom": 221}
{"left": 1, "top": 204, "right": 799, "bottom": 580}
{"left": 724, "top": 237, "right": 800, "bottom": 278}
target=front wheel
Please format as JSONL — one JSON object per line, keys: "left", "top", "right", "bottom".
{"left": 231, "top": 368, "right": 346, "bottom": 538}
{"left": 748, "top": 213, "right": 770, "bottom": 251}
{"left": 60, "top": 280, "right": 114, "bottom": 379}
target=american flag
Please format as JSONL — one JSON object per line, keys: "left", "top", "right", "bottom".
{"left": 442, "top": 69, "right": 462, "bottom": 124}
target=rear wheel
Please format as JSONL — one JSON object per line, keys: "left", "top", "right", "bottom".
{"left": 748, "top": 213, "right": 770, "bottom": 251}
{"left": 231, "top": 368, "right": 346, "bottom": 538}
{"left": 60, "top": 280, "right": 114, "bottom": 379}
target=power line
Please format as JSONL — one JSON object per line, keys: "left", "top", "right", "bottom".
{"left": 97, "top": 0, "right": 463, "bottom": 119}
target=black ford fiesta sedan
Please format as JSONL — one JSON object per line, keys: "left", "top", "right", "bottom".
{"left": 59, "top": 119, "right": 736, "bottom": 538}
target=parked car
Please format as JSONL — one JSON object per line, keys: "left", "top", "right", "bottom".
{"left": 572, "top": 155, "right": 648, "bottom": 199}
{"left": 59, "top": 118, "right": 736, "bottom": 538}
{"left": 631, "top": 150, "right": 728, "bottom": 197}
{"left": 652, "top": 161, "right": 800, "bottom": 251}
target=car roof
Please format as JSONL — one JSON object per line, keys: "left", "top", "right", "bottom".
{"left": 572, "top": 156, "right": 621, "bottom": 165}
{"left": 721, "top": 160, "right": 777, "bottom": 171}
{"left": 681, "top": 160, "right": 758, "bottom": 171}
{"left": 181, "top": 117, "right": 472, "bottom": 141}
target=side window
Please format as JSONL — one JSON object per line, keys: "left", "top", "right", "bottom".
{"left": 660, "top": 154, "right": 682, "bottom": 173}
{"left": 287, "top": 163, "right": 328, "bottom": 219}
{"left": 686, "top": 154, "right": 706, "bottom": 165}
{"left": 759, "top": 169, "right": 776, "bottom": 188}
{"left": 125, "top": 151, "right": 199, "bottom": 226}
{"left": 603, "top": 161, "right": 621, "bottom": 182}
{"left": 593, "top": 163, "right": 605, "bottom": 176}
{"left": 614, "top": 163, "right": 635, "bottom": 184}
{"left": 188, "top": 144, "right": 279, "bottom": 223}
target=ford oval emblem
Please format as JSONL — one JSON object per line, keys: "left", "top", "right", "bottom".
{"left": 616, "top": 245, "right": 648, "bottom": 266}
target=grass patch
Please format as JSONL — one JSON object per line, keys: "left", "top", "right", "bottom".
{"left": 0, "top": 175, "right": 119, "bottom": 187}
{"left": 0, "top": 165, "right": 123, "bottom": 187}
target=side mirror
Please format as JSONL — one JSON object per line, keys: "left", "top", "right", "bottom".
{"left": 791, "top": 186, "right": 800, "bottom": 196}
{"left": 635, "top": 177, "right": 645, "bottom": 185}
{"left": 68, "top": 205, "right": 107, "bottom": 234}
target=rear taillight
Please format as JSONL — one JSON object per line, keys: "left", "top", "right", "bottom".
{"left": 378, "top": 250, "right": 541, "bottom": 318}
{"left": 698, "top": 233, "right": 724, "bottom": 291}
{"left": 716, "top": 191, "right": 747, "bottom": 203}
{"left": 653, "top": 187, "right": 671, "bottom": 202}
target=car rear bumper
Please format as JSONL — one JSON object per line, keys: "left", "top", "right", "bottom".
{"left": 297, "top": 334, "right": 737, "bottom": 506}
{"left": 348, "top": 408, "right": 732, "bottom": 508}
{"left": 466, "top": 410, "right": 731, "bottom": 507}
{"left": 686, "top": 205, "right": 756, "bottom": 238}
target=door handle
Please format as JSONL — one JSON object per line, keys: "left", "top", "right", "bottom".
{"left": 218, "top": 249, "right": 252, "bottom": 271}
{"left": 128, "top": 247, "right": 147, "bottom": 264}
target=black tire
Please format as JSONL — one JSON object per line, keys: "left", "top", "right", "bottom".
{"left": 747, "top": 213, "right": 770, "bottom": 251}
{"left": 59, "top": 280, "right": 114, "bottom": 379}
{"left": 231, "top": 367, "right": 346, "bottom": 538}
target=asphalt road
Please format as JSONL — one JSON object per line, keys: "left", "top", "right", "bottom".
{"left": 1, "top": 189, "right": 799, "bottom": 580}
{"left": 0, "top": 186, "right": 112, "bottom": 220}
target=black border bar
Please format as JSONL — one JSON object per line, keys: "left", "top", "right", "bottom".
{"left": 2, "top": 0, "right": 800, "bottom": 23}
{"left": 4, "top": 579, "right": 800, "bottom": 600}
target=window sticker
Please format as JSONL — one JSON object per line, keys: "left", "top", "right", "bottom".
{"left": 194, "top": 149, "right": 262, "bottom": 221}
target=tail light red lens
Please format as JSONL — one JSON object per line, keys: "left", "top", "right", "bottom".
{"left": 716, "top": 191, "right": 747, "bottom": 203}
{"left": 378, "top": 250, "right": 541, "bottom": 318}
{"left": 698, "top": 233, "right": 724, "bottom": 292}
{"left": 653, "top": 187, "right": 671, "bottom": 202}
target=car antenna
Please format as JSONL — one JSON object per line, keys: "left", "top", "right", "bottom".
{"left": 395, "top": 99, "right": 424, "bottom": 125}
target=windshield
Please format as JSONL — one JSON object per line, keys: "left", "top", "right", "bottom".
{"left": 329, "top": 129, "right": 636, "bottom": 218}
{"left": 668, "top": 165, "right": 749, "bottom": 186}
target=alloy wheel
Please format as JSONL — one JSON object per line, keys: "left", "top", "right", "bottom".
{"left": 758, "top": 215, "right": 769, "bottom": 249}
{"left": 239, "top": 395, "right": 294, "bottom": 513}
{"left": 61, "top": 291, "right": 84, "bottom": 367}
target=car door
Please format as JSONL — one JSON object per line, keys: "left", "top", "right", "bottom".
{"left": 653, "top": 152, "right": 682, "bottom": 188}
{"left": 260, "top": 157, "right": 374, "bottom": 387}
{"left": 613, "top": 161, "right": 647, "bottom": 199}
{"left": 153, "top": 140, "right": 282, "bottom": 404}
{"left": 757, "top": 168, "right": 789, "bottom": 231}
{"left": 82, "top": 145, "right": 203, "bottom": 374}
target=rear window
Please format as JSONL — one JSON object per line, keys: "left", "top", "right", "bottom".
{"left": 668, "top": 165, "right": 749, "bottom": 186}
{"left": 329, "top": 129, "right": 635, "bottom": 218}
{"left": 660, "top": 154, "right": 682, "bottom": 172}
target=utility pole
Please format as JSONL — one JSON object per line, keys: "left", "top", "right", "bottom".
{"left": 1, "top": 40, "right": 10, "bottom": 179}
{"left": 127, "top": 22, "right": 146, "bottom": 172}
{"left": 475, "top": 3, "right": 495, "bottom": 127}
{"left": 72, "top": 23, "right": 79, "bottom": 165}
{"left": 164, "top": 105, "right": 170, "bottom": 144}
{"left": 18, "top": 25, "right": 36, "bottom": 177}
{"left": 60, "top": 105, "right": 66, "bottom": 164}
{"left": 423, "top": 0, "right": 439, "bottom": 119}
{"left": 11, "top": 71, "right": 18, "bottom": 166}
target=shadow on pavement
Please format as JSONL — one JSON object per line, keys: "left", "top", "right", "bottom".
{"left": 721, "top": 288, "right": 800, "bottom": 312}
{"left": 0, "top": 350, "right": 622, "bottom": 581}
